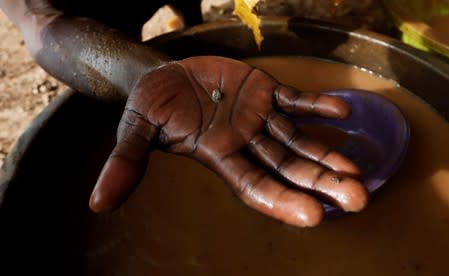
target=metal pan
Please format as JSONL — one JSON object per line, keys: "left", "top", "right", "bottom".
{"left": 1, "top": 17, "right": 448, "bottom": 275}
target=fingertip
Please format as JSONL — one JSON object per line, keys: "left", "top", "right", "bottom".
{"left": 343, "top": 180, "right": 369, "bottom": 213}
{"left": 322, "top": 151, "right": 362, "bottom": 177}
{"left": 312, "top": 171, "right": 369, "bottom": 213}
{"left": 88, "top": 157, "right": 143, "bottom": 214}
{"left": 89, "top": 158, "right": 117, "bottom": 213}
{"left": 298, "top": 199, "right": 325, "bottom": 227}
{"left": 331, "top": 177, "right": 369, "bottom": 213}
{"left": 317, "top": 95, "right": 351, "bottom": 119}
{"left": 345, "top": 162, "right": 362, "bottom": 178}
{"left": 283, "top": 193, "right": 324, "bottom": 228}
{"left": 89, "top": 187, "right": 115, "bottom": 213}
{"left": 89, "top": 189, "right": 101, "bottom": 213}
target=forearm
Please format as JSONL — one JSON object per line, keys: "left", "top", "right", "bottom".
{"left": 36, "top": 16, "right": 170, "bottom": 101}
{"left": 1, "top": 0, "right": 171, "bottom": 101}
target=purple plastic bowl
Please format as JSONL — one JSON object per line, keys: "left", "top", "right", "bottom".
{"left": 293, "top": 89, "right": 410, "bottom": 217}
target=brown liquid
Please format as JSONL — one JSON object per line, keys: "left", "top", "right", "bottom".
{"left": 300, "top": 124, "right": 348, "bottom": 150}
{"left": 83, "top": 57, "right": 449, "bottom": 275}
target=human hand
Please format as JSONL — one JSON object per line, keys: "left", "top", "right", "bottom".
{"left": 89, "top": 56, "right": 368, "bottom": 227}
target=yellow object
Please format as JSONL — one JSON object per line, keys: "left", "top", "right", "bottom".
{"left": 384, "top": 0, "right": 449, "bottom": 58}
{"left": 233, "top": 0, "right": 264, "bottom": 49}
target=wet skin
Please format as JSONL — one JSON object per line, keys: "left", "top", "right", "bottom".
{"left": 0, "top": 0, "right": 368, "bottom": 227}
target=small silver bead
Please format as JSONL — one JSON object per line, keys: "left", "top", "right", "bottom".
{"left": 211, "top": 89, "right": 224, "bottom": 103}
{"left": 331, "top": 176, "right": 341, "bottom": 184}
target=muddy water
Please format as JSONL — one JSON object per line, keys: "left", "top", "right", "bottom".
{"left": 82, "top": 56, "right": 449, "bottom": 276}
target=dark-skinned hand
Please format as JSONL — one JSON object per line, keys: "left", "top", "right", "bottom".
{"left": 89, "top": 56, "right": 369, "bottom": 227}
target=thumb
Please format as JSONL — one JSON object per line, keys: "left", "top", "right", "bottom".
{"left": 89, "top": 108, "right": 158, "bottom": 212}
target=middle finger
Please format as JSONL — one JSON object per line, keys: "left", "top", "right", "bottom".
{"left": 248, "top": 133, "right": 368, "bottom": 212}
{"left": 266, "top": 111, "right": 361, "bottom": 176}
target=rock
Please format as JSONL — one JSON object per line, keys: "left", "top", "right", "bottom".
{"left": 38, "top": 84, "right": 48, "bottom": 93}
{"left": 141, "top": 6, "right": 184, "bottom": 41}
{"left": 0, "top": 152, "right": 6, "bottom": 167}
{"left": 48, "top": 81, "right": 59, "bottom": 91}
{"left": 41, "top": 93, "right": 52, "bottom": 105}
{"left": 32, "top": 79, "right": 60, "bottom": 95}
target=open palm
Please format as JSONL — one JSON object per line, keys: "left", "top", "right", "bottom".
{"left": 89, "top": 56, "right": 368, "bottom": 227}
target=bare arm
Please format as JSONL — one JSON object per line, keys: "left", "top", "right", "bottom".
{"left": 1, "top": 0, "right": 368, "bottom": 227}
{"left": 0, "top": 0, "right": 170, "bottom": 101}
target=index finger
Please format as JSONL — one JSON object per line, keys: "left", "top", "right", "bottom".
{"left": 274, "top": 85, "right": 351, "bottom": 119}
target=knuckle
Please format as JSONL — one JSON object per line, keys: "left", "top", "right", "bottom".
{"left": 286, "top": 131, "right": 298, "bottom": 147}
{"left": 118, "top": 109, "right": 157, "bottom": 144}
{"left": 275, "top": 155, "right": 294, "bottom": 174}
{"left": 249, "top": 133, "right": 266, "bottom": 147}
{"left": 317, "top": 148, "right": 333, "bottom": 163}
{"left": 235, "top": 170, "right": 266, "bottom": 199}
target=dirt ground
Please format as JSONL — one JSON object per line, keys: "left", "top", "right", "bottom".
{"left": 0, "top": 11, "right": 66, "bottom": 167}
{"left": 0, "top": 0, "right": 388, "bottom": 168}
